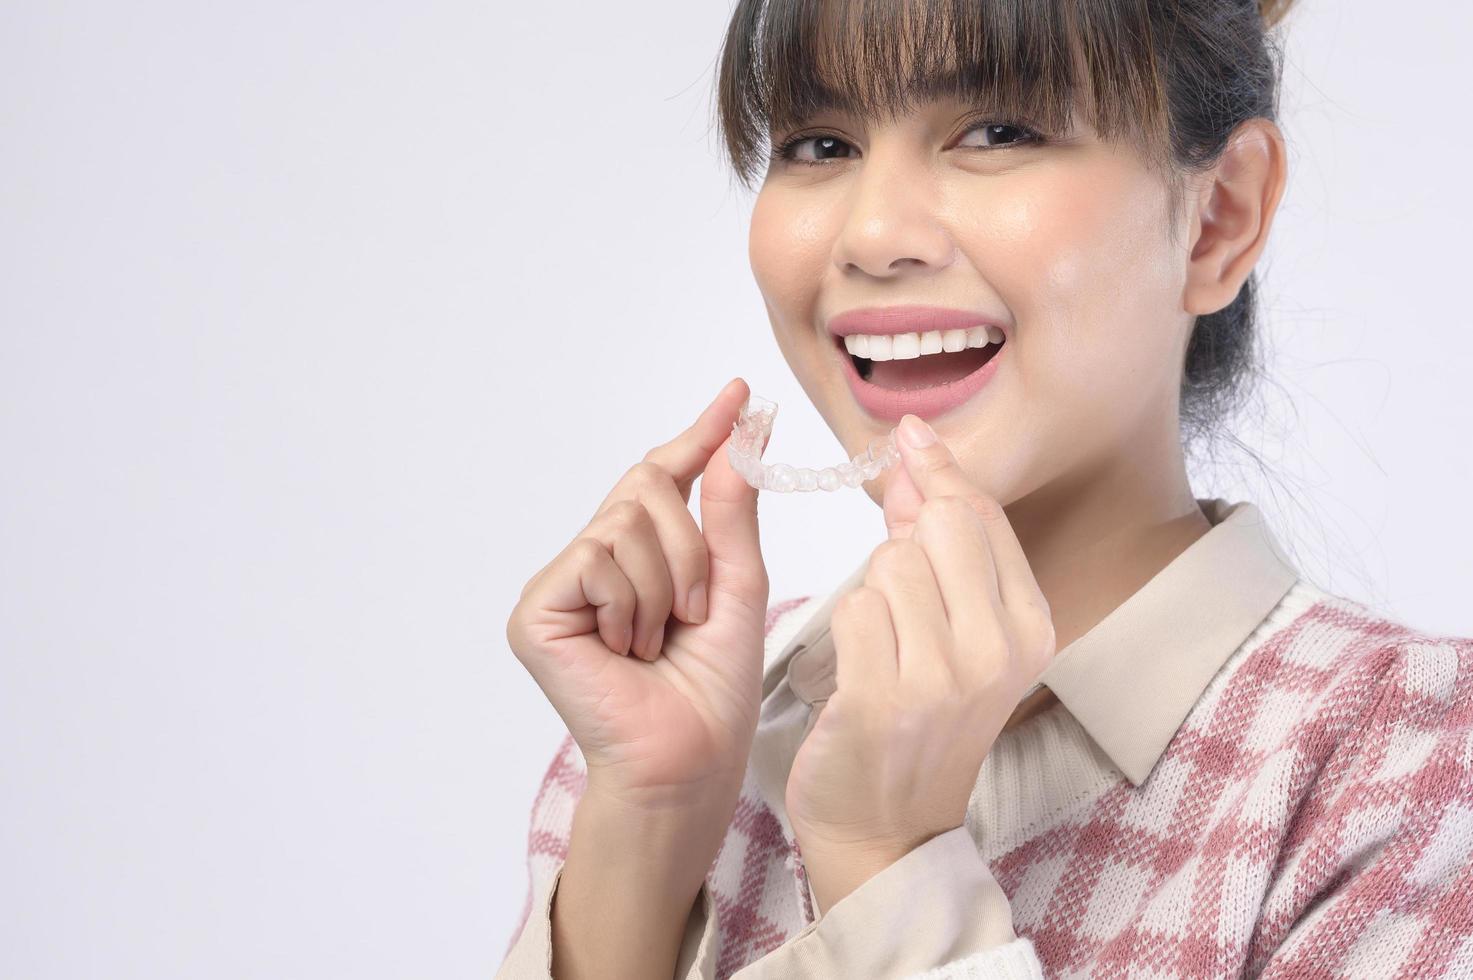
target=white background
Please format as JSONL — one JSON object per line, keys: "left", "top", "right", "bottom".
{"left": 2, "top": 1, "right": 1469, "bottom": 977}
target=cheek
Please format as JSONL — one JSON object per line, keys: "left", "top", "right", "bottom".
{"left": 748, "top": 189, "right": 852, "bottom": 419}
{"left": 749, "top": 191, "right": 832, "bottom": 313}
{"left": 977, "top": 171, "right": 1183, "bottom": 405}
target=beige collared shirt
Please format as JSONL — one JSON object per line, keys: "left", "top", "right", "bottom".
{"left": 499, "top": 497, "right": 1303, "bottom": 978}
{"left": 765, "top": 496, "right": 1302, "bottom": 792}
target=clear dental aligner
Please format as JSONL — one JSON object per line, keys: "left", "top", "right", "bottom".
{"left": 727, "top": 394, "right": 901, "bottom": 492}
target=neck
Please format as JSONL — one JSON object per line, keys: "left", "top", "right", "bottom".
{"left": 998, "top": 428, "right": 1212, "bottom": 732}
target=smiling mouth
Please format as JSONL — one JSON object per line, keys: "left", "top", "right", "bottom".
{"left": 842, "top": 335, "right": 1004, "bottom": 390}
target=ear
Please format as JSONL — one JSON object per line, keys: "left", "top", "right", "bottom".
{"left": 1182, "top": 117, "right": 1289, "bottom": 316}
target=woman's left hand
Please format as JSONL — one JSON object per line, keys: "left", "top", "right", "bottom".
{"left": 785, "top": 414, "right": 1058, "bottom": 914}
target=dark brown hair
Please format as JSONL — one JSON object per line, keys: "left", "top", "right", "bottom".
{"left": 712, "top": 0, "right": 1297, "bottom": 452}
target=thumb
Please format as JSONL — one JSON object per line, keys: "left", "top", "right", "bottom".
{"left": 698, "top": 391, "right": 770, "bottom": 611}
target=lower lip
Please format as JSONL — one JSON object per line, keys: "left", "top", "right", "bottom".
{"left": 837, "top": 338, "right": 1005, "bottom": 422}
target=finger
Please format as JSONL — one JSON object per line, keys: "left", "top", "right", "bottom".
{"left": 697, "top": 395, "right": 771, "bottom": 618}
{"left": 600, "top": 461, "right": 711, "bottom": 625}
{"left": 864, "top": 538, "right": 953, "bottom": 696}
{"left": 913, "top": 496, "right": 1007, "bottom": 675}
{"left": 882, "top": 452, "right": 925, "bottom": 540}
{"left": 530, "top": 537, "right": 638, "bottom": 657}
{"left": 637, "top": 377, "right": 751, "bottom": 503}
{"left": 893, "top": 414, "right": 1044, "bottom": 612}
{"left": 830, "top": 585, "right": 897, "bottom": 704}
{"left": 582, "top": 500, "right": 674, "bottom": 661}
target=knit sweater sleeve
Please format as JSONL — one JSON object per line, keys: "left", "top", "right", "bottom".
{"left": 1250, "top": 633, "right": 1473, "bottom": 977}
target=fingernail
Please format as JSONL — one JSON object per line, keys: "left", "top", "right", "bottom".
{"left": 688, "top": 581, "right": 708, "bottom": 624}
{"left": 650, "top": 625, "right": 665, "bottom": 658}
{"left": 900, "top": 415, "right": 936, "bottom": 448}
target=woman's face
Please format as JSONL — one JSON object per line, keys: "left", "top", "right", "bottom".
{"left": 749, "top": 95, "right": 1197, "bottom": 510}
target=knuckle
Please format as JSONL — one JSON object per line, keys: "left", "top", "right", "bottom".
{"left": 625, "top": 460, "right": 671, "bottom": 493}
{"left": 604, "top": 498, "right": 650, "bottom": 530}
{"left": 678, "top": 537, "right": 710, "bottom": 563}
{"left": 677, "top": 538, "right": 711, "bottom": 576}
{"left": 991, "top": 618, "right": 1016, "bottom": 655}
{"left": 969, "top": 619, "right": 1011, "bottom": 662}
{"left": 870, "top": 538, "right": 902, "bottom": 560}
{"left": 873, "top": 538, "right": 912, "bottom": 562}
{"left": 516, "top": 569, "right": 539, "bottom": 603}
{"left": 835, "top": 585, "right": 881, "bottom": 621}
{"left": 918, "top": 495, "right": 971, "bottom": 528}
{"left": 504, "top": 609, "right": 525, "bottom": 654}
{"left": 639, "top": 443, "right": 675, "bottom": 469}
{"left": 889, "top": 711, "right": 924, "bottom": 741}
{"left": 918, "top": 452, "right": 952, "bottom": 476}
{"left": 1025, "top": 604, "right": 1057, "bottom": 662}
{"left": 569, "top": 536, "right": 605, "bottom": 565}
{"left": 968, "top": 492, "right": 1006, "bottom": 525}
{"left": 869, "top": 537, "right": 925, "bottom": 575}
{"left": 672, "top": 519, "right": 709, "bottom": 557}
{"left": 833, "top": 590, "right": 863, "bottom": 621}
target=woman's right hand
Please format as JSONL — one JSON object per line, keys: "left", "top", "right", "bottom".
{"left": 506, "top": 378, "right": 773, "bottom": 811}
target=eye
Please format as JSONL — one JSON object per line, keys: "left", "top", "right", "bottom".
{"left": 770, "top": 119, "right": 1044, "bottom": 167}
{"left": 957, "top": 122, "right": 1041, "bottom": 150}
{"left": 771, "top": 133, "right": 858, "bottom": 166}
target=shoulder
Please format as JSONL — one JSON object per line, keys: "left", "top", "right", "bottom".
{"left": 1244, "top": 589, "right": 1473, "bottom": 974}
{"left": 1284, "top": 579, "right": 1473, "bottom": 708}
{"left": 1257, "top": 579, "right": 1473, "bottom": 793}
{"left": 1345, "top": 602, "right": 1473, "bottom": 780}
{"left": 1234, "top": 577, "right": 1472, "bottom": 709}
{"left": 1183, "top": 579, "right": 1473, "bottom": 809}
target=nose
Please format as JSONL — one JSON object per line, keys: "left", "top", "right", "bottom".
{"left": 830, "top": 150, "right": 958, "bottom": 279}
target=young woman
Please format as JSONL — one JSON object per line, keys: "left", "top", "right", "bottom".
{"left": 499, "top": 1, "right": 1473, "bottom": 977}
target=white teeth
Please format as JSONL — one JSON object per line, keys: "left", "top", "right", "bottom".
{"left": 889, "top": 332, "right": 921, "bottom": 360}
{"left": 843, "top": 327, "right": 1003, "bottom": 362}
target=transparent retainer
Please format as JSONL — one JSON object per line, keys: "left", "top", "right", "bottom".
{"left": 727, "top": 394, "right": 900, "bottom": 492}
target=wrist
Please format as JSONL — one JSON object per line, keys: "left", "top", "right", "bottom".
{"left": 575, "top": 782, "right": 740, "bottom": 891}
{"left": 796, "top": 835, "right": 917, "bottom": 916}
{"left": 583, "top": 761, "right": 749, "bottom": 835}
{"left": 554, "top": 795, "right": 726, "bottom": 980}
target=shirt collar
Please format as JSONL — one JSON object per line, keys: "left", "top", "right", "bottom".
{"left": 771, "top": 498, "right": 1300, "bottom": 787}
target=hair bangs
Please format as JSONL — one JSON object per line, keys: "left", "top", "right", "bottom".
{"left": 715, "top": 0, "right": 1173, "bottom": 188}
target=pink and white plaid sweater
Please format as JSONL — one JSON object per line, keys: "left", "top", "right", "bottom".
{"left": 504, "top": 582, "right": 1473, "bottom": 977}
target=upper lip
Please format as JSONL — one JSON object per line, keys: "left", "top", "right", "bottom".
{"left": 826, "top": 304, "right": 1008, "bottom": 339}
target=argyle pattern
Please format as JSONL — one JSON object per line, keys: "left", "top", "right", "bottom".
{"left": 503, "top": 587, "right": 1473, "bottom": 978}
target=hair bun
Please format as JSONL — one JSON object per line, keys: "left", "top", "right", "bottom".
{"left": 1258, "top": 0, "right": 1297, "bottom": 28}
